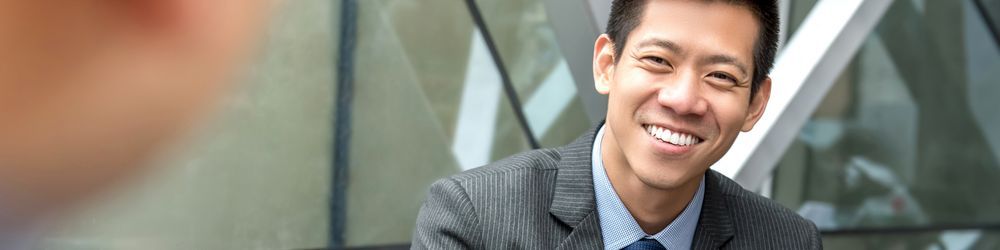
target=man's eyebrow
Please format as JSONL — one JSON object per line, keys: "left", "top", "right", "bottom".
{"left": 635, "top": 38, "right": 684, "bottom": 56}
{"left": 701, "top": 54, "right": 750, "bottom": 77}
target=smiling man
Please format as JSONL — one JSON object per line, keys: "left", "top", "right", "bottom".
{"left": 413, "top": 0, "right": 821, "bottom": 249}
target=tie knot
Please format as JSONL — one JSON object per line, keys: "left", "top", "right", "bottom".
{"left": 622, "top": 238, "right": 665, "bottom": 250}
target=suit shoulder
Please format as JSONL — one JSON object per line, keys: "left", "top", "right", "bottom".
{"left": 447, "top": 148, "right": 561, "bottom": 182}
{"left": 424, "top": 147, "right": 564, "bottom": 227}
{"left": 708, "top": 171, "right": 821, "bottom": 246}
{"left": 725, "top": 188, "right": 817, "bottom": 229}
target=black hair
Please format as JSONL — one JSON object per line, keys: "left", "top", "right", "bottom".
{"left": 605, "top": 0, "right": 780, "bottom": 99}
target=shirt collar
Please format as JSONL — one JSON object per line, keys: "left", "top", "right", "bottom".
{"left": 591, "top": 124, "right": 705, "bottom": 250}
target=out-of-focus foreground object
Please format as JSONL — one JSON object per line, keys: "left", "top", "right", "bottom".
{"left": 0, "top": 0, "right": 271, "bottom": 231}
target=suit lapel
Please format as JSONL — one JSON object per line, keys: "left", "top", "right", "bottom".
{"left": 692, "top": 170, "right": 735, "bottom": 249}
{"left": 555, "top": 211, "right": 603, "bottom": 250}
{"left": 550, "top": 122, "right": 603, "bottom": 249}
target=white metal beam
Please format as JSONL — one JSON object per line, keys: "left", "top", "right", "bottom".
{"left": 713, "top": 0, "right": 895, "bottom": 189}
{"left": 452, "top": 29, "right": 502, "bottom": 171}
{"left": 542, "top": 0, "right": 609, "bottom": 123}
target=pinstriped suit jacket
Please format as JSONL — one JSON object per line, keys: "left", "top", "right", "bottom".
{"left": 413, "top": 124, "right": 822, "bottom": 249}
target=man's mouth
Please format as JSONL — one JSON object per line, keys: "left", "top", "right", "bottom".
{"left": 643, "top": 124, "right": 703, "bottom": 146}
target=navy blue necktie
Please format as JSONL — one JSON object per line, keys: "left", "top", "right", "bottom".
{"left": 622, "top": 238, "right": 666, "bottom": 250}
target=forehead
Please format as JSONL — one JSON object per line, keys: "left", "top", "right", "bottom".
{"left": 627, "top": 0, "right": 759, "bottom": 61}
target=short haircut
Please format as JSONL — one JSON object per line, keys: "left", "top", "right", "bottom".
{"left": 605, "top": 0, "right": 780, "bottom": 99}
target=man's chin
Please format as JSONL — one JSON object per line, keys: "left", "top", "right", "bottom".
{"left": 634, "top": 167, "right": 703, "bottom": 191}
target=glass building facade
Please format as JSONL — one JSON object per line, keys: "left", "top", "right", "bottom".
{"left": 33, "top": 0, "right": 1000, "bottom": 249}
{"left": 773, "top": 0, "right": 1000, "bottom": 248}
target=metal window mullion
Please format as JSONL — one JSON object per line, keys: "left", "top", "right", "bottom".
{"left": 463, "top": 0, "right": 541, "bottom": 149}
{"left": 972, "top": 0, "right": 1000, "bottom": 49}
{"left": 330, "top": 0, "right": 358, "bottom": 248}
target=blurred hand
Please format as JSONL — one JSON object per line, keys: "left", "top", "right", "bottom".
{"left": 0, "top": 0, "right": 272, "bottom": 224}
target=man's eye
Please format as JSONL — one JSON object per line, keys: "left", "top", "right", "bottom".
{"left": 709, "top": 72, "right": 736, "bottom": 83}
{"left": 643, "top": 56, "right": 667, "bottom": 65}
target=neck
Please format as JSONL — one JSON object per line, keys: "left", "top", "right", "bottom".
{"left": 600, "top": 127, "right": 702, "bottom": 235}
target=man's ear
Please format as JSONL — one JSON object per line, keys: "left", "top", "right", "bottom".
{"left": 593, "top": 34, "right": 616, "bottom": 95}
{"left": 741, "top": 76, "right": 771, "bottom": 132}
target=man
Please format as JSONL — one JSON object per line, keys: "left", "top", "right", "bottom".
{"left": 413, "top": 0, "right": 821, "bottom": 249}
{"left": 0, "top": 0, "right": 271, "bottom": 247}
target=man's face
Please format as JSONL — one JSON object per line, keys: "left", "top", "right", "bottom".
{"left": 595, "top": 0, "right": 770, "bottom": 189}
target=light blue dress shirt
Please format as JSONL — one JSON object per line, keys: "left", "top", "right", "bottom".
{"left": 592, "top": 125, "right": 705, "bottom": 250}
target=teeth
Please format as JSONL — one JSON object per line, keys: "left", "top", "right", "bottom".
{"left": 645, "top": 124, "right": 699, "bottom": 146}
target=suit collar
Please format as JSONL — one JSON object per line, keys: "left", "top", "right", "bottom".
{"left": 693, "top": 170, "right": 735, "bottom": 249}
{"left": 549, "top": 121, "right": 602, "bottom": 228}
{"left": 549, "top": 121, "right": 736, "bottom": 248}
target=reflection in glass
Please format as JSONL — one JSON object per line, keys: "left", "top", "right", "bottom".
{"left": 773, "top": 0, "right": 1000, "bottom": 245}
{"left": 344, "top": 0, "right": 530, "bottom": 247}
{"left": 823, "top": 229, "right": 1000, "bottom": 249}
{"left": 474, "top": 0, "right": 593, "bottom": 147}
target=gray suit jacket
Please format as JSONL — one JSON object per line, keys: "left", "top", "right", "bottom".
{"left": 413, "top": 124, "right": 822, "bottom": 249}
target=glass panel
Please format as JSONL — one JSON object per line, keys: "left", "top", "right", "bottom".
{"left": 977, "top": 0, "right": 1000, "bottom": 34}
{"left": 785, "top": 0, "right": 820, "bottom": 41}
{"left": 475, "top": 0, "right": 593, "bottom": 147}
{"left": 38, "top": 1, "right": 337, "bottom": 249}
{"left": 30, "top": 0, "right": 610, "bottom": 248}
{"left": 773, "top": 0, "right": 1000, "bottom": 234}
{"left": 344, "top": 0, "right": 530, "bottom": 247}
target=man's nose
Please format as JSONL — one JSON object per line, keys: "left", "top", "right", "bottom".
{"left": 656, "top": 73, "right": 708, "bottom": 116}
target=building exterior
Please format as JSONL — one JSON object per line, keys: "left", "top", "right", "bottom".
{"left": 36, "top": 0, "right": 1000, "bottom": 249}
